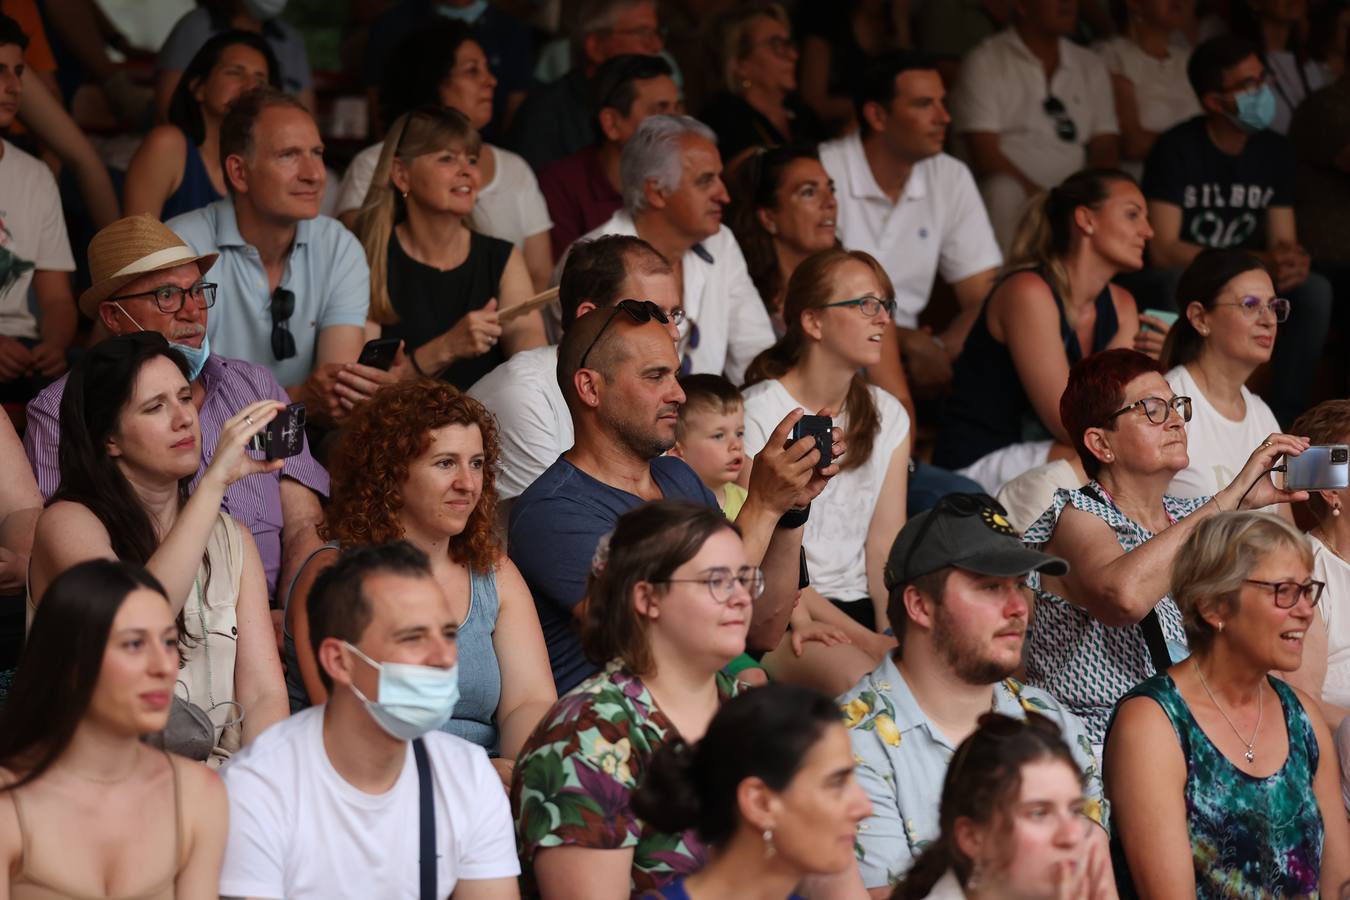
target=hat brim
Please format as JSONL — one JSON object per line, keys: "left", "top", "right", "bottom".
{"left": 952, "top": 545, "right": 1069, "bottom": 579}
{"left": 78, "top": 250, "right": 219, "bottom": 319}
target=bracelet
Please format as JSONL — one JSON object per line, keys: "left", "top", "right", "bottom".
{"left": 778, "top": 504, "right": 811, "bottom": 529}
{"left": 409, "top": 347, "right": 430, "bottom": 378}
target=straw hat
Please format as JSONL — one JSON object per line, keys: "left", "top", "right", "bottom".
{"left": 78, "top": 214, "right": 219, "bottom": 319}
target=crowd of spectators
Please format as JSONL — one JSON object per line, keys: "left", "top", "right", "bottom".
{"left": 1, "top": 0, "right": 1350, "bottom": 898}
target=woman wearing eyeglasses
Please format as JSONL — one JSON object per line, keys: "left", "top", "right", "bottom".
{"left": 1106, "top": 511, "right": 1350, "bottom": 899}
{"left": 1021, "top": 348, "right": 1309, "bottom": 746}
{"left": 1162, "top": 249, "right": 1289, "bottom": 507}
{"left": 354, "top": 105, "right": 546, "bottom": 391}
{"left": 739, "top": 248, "right": 911, "bottom": 694}
{"left": 511, "top": 500, "right": 761, "bottom": 899}
{"left": 935, "top": 168, "right": 1156, "bottom": 495}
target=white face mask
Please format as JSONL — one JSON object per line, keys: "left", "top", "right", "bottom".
{"left": 344, "top": 642, "right": 460, "bottom": 741}
{"left": 244, "top": 0, "right": 287, "bottom": 20}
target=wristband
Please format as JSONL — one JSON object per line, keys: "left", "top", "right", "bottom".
{"left": 778, "top": 504, "right": 811, "bottom": 529}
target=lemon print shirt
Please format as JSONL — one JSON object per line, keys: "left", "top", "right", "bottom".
{"left": 838, "top": 654, "right": 1106, "bottom": 891}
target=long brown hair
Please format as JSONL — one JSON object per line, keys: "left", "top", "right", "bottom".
{"left": 743, "top": 248, "right": 884, "bottom": 471}
{"left": 353, "top": 106, "right": 483, "bottom": 325}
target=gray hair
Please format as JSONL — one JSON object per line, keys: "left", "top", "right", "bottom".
{"left": 620, "top": 114, "right": 718, "bottom": 214}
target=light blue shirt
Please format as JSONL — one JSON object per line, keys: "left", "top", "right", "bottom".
{"left": 168, "top": 199, "right": 370, "bottom": 389}
{"left": 838, "top": 654, "right": 1106, "bottom": 891}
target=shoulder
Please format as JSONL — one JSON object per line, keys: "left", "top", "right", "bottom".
{"left": 221, "top": 708, "right": 315, "bottom": 785}
{"left": 868, "top": 385, "right": 910, "bottom": 439}
{"left": 306, "top": 214, "right": 362, "bottom": 253}
{"left": 1163, "top": 364, "right": 1191, "bottom": 392}
{"left": 420, "top": 729, "right": 498, "bottom": 780}
{"left": 37, "top": 499, "right": 106, "bottom": 534}
{"left": 212, "top": 355, "right": 285, "bottom": 398}
{"left": 740, "top": 378, "right": 785, "bottom": 411}
{"left": 0, "top": 140, "right": 54, "bottom": 183}
{"left": 703, "top": 224, "right": 745, "bottom": 260}
{"left": 165, "top": 201, "right": 220, "bottom": 245}
{"left": 919, "top": 151, "right": 978, "bottom": 188}
{"left": 1063, "top": 38, "right": 1110, "bottom": 73}
{"left": 1108, "top": 281, "right": 1138, "bottom": 317}
{"left": 170, "top": 751, "right": 227, "bottom": 814}
{"left": 475, "top": 230, "right": 515, "bottom": 265}
{"left": 140, "top": 124, "right": 190, "bottom": 156}
{"left": 1155, "top": 116, "right": 1206, "bottom": 150}
{"left": 990, "top": 270, "right": 1056, "bottom": 317}
{"left": 652, "top": 456, "right": 716, "bottom": 502}
{"left": 580, "top": 209, "right": 633, "bottom": 242}
{"left": 490, "top": 144, "right": 536, "bottom": 180}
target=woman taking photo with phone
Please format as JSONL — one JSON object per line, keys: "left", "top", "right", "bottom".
{"left": 0, "top": 560, "right": 228, "bottom": 898}
{"left": 28, "top": 333, "right": 288, "bottom": 764}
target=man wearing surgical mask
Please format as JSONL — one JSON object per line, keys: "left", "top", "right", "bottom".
{"left": 219, "top": 541, "right": 521, "bottom": 900}
{"left": 1142, "top": 34, "right": 1331, "bottom": 427}
{"left": 23, "top": 214, "right": 328, "bottom": 607}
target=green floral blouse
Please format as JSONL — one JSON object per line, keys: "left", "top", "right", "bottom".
{"left": 510, "top": 660, "right": 740, "bottom": 899}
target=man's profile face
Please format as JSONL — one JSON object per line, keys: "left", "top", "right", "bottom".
{"left": 341, "top": 571, "right": 458, "bottom": 704}
{"left": 878, "top": 70, "right": 950, "bottom": 163}
{"left": 104, "top": 262, "right": 210, "bottom": 350}
{"left": 233, "top": 104, "right": 326, "bottom": 222}
{"left": 591, "top": 1, "right": 664, "bottom": 63}
{"left": 0, "top": 43, "right": 24, "bottom": 131}
{"left": 605, "top": 74, "right": 681, "bottom": 145}
{"left": 927, "top": 568, "right": 1030, "bottom": 685}
{"left": 658, "top": 134, "right": 729, "bottom": 243}
{"left": 593, "top": 318, "right": 686, "bottom": 459}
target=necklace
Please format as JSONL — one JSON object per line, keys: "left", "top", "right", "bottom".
{"left": 1193, "top": 659, "right": 1262, "bottom": 763}
{"left": 1312, "top": 528, "right": 1350, "bottom": 567}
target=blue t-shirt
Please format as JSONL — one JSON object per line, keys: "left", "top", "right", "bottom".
{"left": 656, "top": 879, "right": 805, "bottom": 900}
{"left": 508, "top": 455, "right": 716, "bottom": 693}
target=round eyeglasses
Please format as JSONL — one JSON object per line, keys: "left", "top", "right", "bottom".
{"left": 654, "top": 566, "right": 765, "bottom": 604}
{"left": 1105, "top": 395, "right": 1192, "bottom": 426}
{"left": 1243, "top": 578, "right": 1325, "bottom": 609}
{"left": 821, "top": 294, "right": 897, "bottom": 318}
{"left": 1212, "top": 295, "right": 1290, "bottom": 323}
{"left": 106, "top": 282, "right": 217, "bottom": 314}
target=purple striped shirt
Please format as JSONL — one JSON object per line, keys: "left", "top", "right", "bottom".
{"left": 23, "top": 354, "right": 329, "bottom": 599}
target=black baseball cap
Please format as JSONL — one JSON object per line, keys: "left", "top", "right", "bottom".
{"left": 883, "top": 494, "right": 1069, "bottom": 589}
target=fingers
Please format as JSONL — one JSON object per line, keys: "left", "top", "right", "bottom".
{"left": 767, "top": 408, "right": 806, "bottom": 450}
{"left": 791, "top": 631, "right": 805, "bottom": 657}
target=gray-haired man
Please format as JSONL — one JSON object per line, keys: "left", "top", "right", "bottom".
{"left": 569, "top": 114, "right": 775, "bottom": 384}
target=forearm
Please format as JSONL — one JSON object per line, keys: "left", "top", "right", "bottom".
{"left": 38, "top": 294, "right": 76, "bottom": 349}
{"left": 498, "top": 699, "right": 555, "bottom": 761}
{"left": 239, "top": 682, "right": 288, "bottom": 744}
{"left": 740, "top": 497, "right": 800, "bottom": 651}
{"left": 801, "top": 589, "right": 880, "bottom": 643}
{"left": 19, "top": 72, "right": 119, "bottom": 228}
{"left": 0, "top": 506, "right": 40, "bottom": 559}
{"left": 147, "top": 479, "right": 229, "bottom": 614}
{"left": 277, "top": 482, "right": 324, "bottom": 605}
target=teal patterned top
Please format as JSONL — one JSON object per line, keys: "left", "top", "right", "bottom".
{"left": 1108, "top": 673, "right": 1324, "bottom": 899}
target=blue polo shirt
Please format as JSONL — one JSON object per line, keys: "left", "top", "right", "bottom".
{"left": 167, "top": 199, "right": 370, "bottom": 389}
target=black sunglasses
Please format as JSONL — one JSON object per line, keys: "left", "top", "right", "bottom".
{"left": 578, "top": 299, "right": 670, "bottom": 370}
{"left": 271, "top": 287, "right": 296, "bottom": 361}
{"left": 894, "top": 493, "right": 1009, "bottom": 587}
{"left": 1043, "top": 95, "right": 1078, "bottom": 143}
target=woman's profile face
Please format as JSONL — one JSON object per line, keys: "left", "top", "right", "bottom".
{"left": 759, "top": 722, "right": 872, "bottom": 875}
{"left": 809, "top": 259, "right": 889, "bottom": 370}
{"left": 1096, "top": 371, "right": 1189, "bottom": 476}
{"left": 978, "top": 759, "right": 1091, "bottom": 900}
{"left": 1222, "top": 542, "right": 1316, "bottom": 674}
{"left": 641, "top": 527, "right": 752, "bottom": 668}
{"left": 399, "top": 423, "right": 486, "bottom": 542}
{"left": 1082, "top": 180, "right": 1153, "bottom": 274}
{"left": 437, "top": 40, "right": 497, "bottom": 131}
{"left": 1192, "top": 268, "right": 1278, "bottom": 369}
{"left": 87, "top": 588, "right": 179, "bottom": 737}
{"left": 734, "top": 14, "right": 797, "bottom": 95}
{"left": 762, "top": 158, "right": 837, "bottom": 257}
{"left": 194, "top": 43, "right": 271, "bottom": 120}
{"left": 107, "top": 355, "right": 201, "bottom": 484}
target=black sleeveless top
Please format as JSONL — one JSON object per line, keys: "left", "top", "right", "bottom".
{"left": 933, "top": 268, "right": 1118, "bottom": 471}
{"left": 383, "top": 229, "right": 513, "bottom": 390}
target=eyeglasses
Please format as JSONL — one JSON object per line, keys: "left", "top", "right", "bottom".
{"left": 754, "top": 35, "right": 796, "bottom": 58}
{"left": 578, "top": 299, "right": 671, "bottom": 370}
{"left": 1105, "top": 395, "right": 1192, "bottom": 425}
{"left": 821, "top": 295, "right": 897, "bottom": 318}
{"left": 654, "top": 565, "right": 765, "bottom": 604}
{"left": 270, "top": 287, "right": 296, "bottom": 361}
{"left": 1042, "top": 95, "right": 1078, "bottom": 143}
{"left": 1222, "top": 70, "right": 1270, "bottom": 95}
{"left": 1212, "top": 295, "right": 1290, "bottom": 323}
{"left": 606, "top": 24, "right": 667, "bottom": 41}
{"left": 893, "top": 493, "right": 1009, "bottom": 588}
{"left": 106, "top": 282, "right": 218, "bottom": 313}
{"left": 1243, "top": 578, "right": 1325, "bottom": 609}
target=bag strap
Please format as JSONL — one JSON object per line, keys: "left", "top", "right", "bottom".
{"left": 414, "top": 738, "right": 436, "bottom": 900}
{"left": 1079, "top": 485, "right": 1172, "bottom": 675}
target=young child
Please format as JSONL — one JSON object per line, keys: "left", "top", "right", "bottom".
{"left": 671, "top": 374, "right": 748, "bottom": 519}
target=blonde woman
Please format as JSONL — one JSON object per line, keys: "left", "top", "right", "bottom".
{"left": 354, "top": 106, "right": 545, "bottom": 391}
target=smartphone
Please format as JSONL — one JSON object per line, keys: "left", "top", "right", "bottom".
{"left": 798, "top": 547, "right": 811, "bottom": 591}
{"left": 249, "top": 403, "right": 307, "bottom": 461}
{"left": 1140, "top": 309, "right": 1180, "bottom": 333}
{"left": 357, "top": 337, "right": 400, "bottom": 371}
{"left": 789, "top": 414, "right": 833, "bottom": 469}
{"left": 1285, "top": 444, "right": 1350, "bottom": 491}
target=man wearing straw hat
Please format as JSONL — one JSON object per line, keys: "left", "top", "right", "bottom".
{"left": 23, "top": 213, "right": 328, "bottom": 604}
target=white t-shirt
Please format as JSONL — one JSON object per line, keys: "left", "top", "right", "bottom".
{"left": 1311, "top": 535, "right": 1350, "bottom": 709}
{"left": 0, "top": 140, "right": 75, "bottom": 340}
{"left": 1165, "top": 365, "right": 1280, "bottom": 499}
{"left": 818, "top": 135, "right": 1002, "bottom": 329}
{"left": 951, "top": 29, "right": 1119, "bottom": 190}
{"left": 741, "top": 379, "right": 910, "bottom": 601}
{"left": 335, "top": 141, "right": 552, "bottom": 247}
{"left": 467, "top": 344, "right": 571, "bottom": 499}
{"left": 1094, "top": 36, "right": 1201, "bottom": 178}
{"left": 219, "top": 706, "right": 519, "bottom": 899}
{"left": 577, "top": 211, "right": 777, "bottom": 384}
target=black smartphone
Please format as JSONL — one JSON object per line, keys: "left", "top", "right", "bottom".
{"left": 357, "top": 338, "right": 400, "bottom": 370}
{"left": 249, "top": 403, "right": 306, "bottom": 461}
{"left": 798, "top": 547, "right": 811, "bottom": 590}
{"left": 789, "top": 414, "right": 833, "bottom": 469}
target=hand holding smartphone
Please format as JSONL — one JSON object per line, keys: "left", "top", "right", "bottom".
{"left": 789, "top": 414, "right": 834, "bottom": 470}
{"left": 1284, "top": 444, "right": 1350, "bottom": 491}
{"left": 249, "top": 402, "right": 307, "bottom": 461}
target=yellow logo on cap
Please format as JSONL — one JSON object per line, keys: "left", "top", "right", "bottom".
{"left": 981, "top": 507, "right": 1018, "bottom": 536}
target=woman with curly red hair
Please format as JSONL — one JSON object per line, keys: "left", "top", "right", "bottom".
{"left": 282, "top": 379, "right": 555, "bottom": 787}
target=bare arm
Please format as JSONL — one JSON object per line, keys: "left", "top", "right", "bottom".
{"left": 453, "top": 878, "right": 522, "bottom": 899}
{"left": 285, "top": 546, "right": 340, "bottom": 706}
{"left": 533, "top": 846, "right": 634, "bottom": 900}
{"left": 498, "top": 247, "right": 547, "bottom": 355}
{"left": 175, "top": 761, "right": 229, "bottom": 900}
{"left": 963, "top": 131, "right": 1040, "bottom": 195}
{"left": 232, "top": 527, "right": 289, "bottom": 744}
{"left": 937, "top": 266, "right": 999, "bottom": 358}
{"left": 797, "top": 36, "right": 856, "bottom": 127}
{"left": 491, "top": 558, "right": 557, "bottom": 764}
{"left": 865, "top": 436, "right": 909, "bottom": 627}
{"left": 1104, "top": 695, "right": 1196, "bottom": 899}
{"left": 33, "top": 269, "right": 76, "bottom": 355}
{"left": 1146, "top": 201, "right": 1204, "bottom": 269}
{"left": 277, "top": 478, "right": 323, "bottom": 610}
{"left": 1110, "top": 74, "right": 1159, "bottom": 163}
{"left": 990, "top": 273, "right": 1075, "bottom": 443}
{"left": 288, "top": 325, "right": 366, "bottom": 424}
{"left": 18, "top": 70, "right": 119, "bottom": 228}
{"left": 1292, "top": 685, "right": 1350, "bottom": 892}
{"left": 123, "top": 126, "right": 188, "bottom": 219}
{"left": 521, "top": 231, "right": 554, "bottom": 295}
{"left": 0, "top": 414, "right": 41, "bottom": 595}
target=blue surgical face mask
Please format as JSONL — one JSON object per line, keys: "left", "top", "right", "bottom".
{"left": 113, "top": 302, "right": 210, "bottom": 380}
{"left": 1228, "top": 83, "right": 1276, "bottom": 134}
{"left": 244, "top": 0, "right": 287, "bottom": 20}
{"left": 344, "top": 642, "right": 460, "bottom": 741}
{"left": 436, "top": 0, "right": 488, "bottom": 22}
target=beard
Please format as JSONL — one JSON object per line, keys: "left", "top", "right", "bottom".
{"left": 931, "top": 603, "right": 1023, "bottom": 685}
{"left": 605, "top": 405, "right": 677, "bottom": 461}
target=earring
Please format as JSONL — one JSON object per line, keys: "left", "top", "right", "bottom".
{"left": 763, "top": 828, "right": 776, "bottom": 858}
{"left": 1104, "top": 452, "right": 1113, "bottom": 461}
{"left": 967, "top": 860, "right": 985, "bottom": 891}
{"left": 766, "top": 223, "right": 778, "bottom": 235}
{"left": 1334, "top": 501, "right": 1342, "bottom": 517}
{"left": 401, "top": 190, "right": 409, "bottom": 199}
{"left": 1217, "top": 621, "right": 1225, "bottom": 632}
{"left": 741, "top": 79, "right": 753, "bottom": 92}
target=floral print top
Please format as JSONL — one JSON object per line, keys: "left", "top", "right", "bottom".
{"left": 839, "top": 654, "right": 1106, "bottom": 891}
{"left": 511, "top": 660, "right": 740, "bottom": 899}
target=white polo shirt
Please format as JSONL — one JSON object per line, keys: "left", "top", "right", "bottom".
{"left": 950, "top": 28, "right": 1119, "bottom": 190}
{"left": 819, "top": 134, "right": 1002, "bottom": 329}
{"left": 577, "top": 210, "right": 777, "bottom": 385}
{"left": 467, "top": 345, "right": 571, "bottom": 500}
